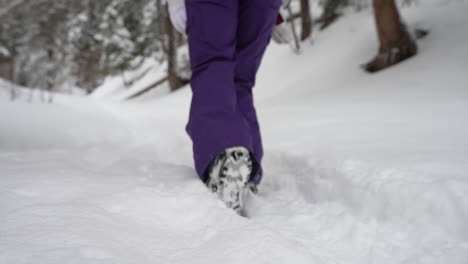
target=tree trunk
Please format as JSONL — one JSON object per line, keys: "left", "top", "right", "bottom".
{"left": 364, "top": 0, "right": 417, "bottom": 73}
{"left": 9, "top": 55, "right": 17, "bottom": 101}
{"left": 8, "top": 55, "right": 15, "bottom": 82}
{"left": 78, "top": 47, "right": 101, "bottom": 94}
{"left": 285, "top": 1, "right": 301, "bottom": 53}
{"left": 165, "top": 5, "right": 182, "bottom": 91}
{"left": 300, "top": 0, "right": 312, "bottom": 41}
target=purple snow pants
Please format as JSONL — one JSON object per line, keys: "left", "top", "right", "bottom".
{"left": 185, "top": 0, "right": 281, "bottom": 184}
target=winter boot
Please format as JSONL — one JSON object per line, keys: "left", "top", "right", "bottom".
{"left": 206, "top": 146, "right": 252, "bottom": 215}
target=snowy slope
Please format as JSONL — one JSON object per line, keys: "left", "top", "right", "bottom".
{"left": 91, "top": 58, "right": 171, "bottom": 101}
{"left": 1, "top": 1, "right": 468, "bottom": 263}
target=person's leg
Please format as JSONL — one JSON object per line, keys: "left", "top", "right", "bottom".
{"left": 235, "top": 0, "right": 282, "bottom": 184}
{"left": 185, "top": 0, "right": 253, "bottom": 181}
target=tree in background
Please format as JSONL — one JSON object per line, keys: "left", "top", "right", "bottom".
{"left": 159, "top": 0, "right": 184, "bottom": 91}
{"left": 300, "top": 0, "right": 312, "bottom": 41}
{"left": 364, "top": 0, "right": 417, "bottom": 72}
{"left": 0, "top": 0, "right": 101, "bottom": 94}
{"left": 0, "top": 0, "right": 31, "bottom": 84}
{"left": 319, "top": 0, "right": 347, "bottom": 29}
{"left": 0, "top": 0, "right": 424, "bottom": 96}
{"left": 0, "top": 0, "right": 187, "bottom": 97}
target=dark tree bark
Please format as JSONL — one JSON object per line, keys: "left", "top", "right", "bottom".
{"left": 80, "top": 48, "right": 101, "bottom": 94}
{"left": 8, "top": 56, "right": 15, "bottom": 83}
{"left": 300, "top": 0, "right": 312, "bottom": 41}
{"left": 8, "top": 55, "right": 17, "bottom": 101}
{"left": 364, "top": 0, "right": 417, "bottom": 73}
{"left": 166, "top": 11, "right": 182, "bottom": 91}
{"left": 0, "top": 51, "right": 16, "bottom": 83}
{"left": 160, "top": 3, "right": 183, "bottom": 91}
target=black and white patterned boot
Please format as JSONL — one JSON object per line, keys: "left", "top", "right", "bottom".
{"left": 206, "top": 147, "right": 252, "bottom": 215}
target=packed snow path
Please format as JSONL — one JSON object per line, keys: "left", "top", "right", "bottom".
{"left": 2, "top": 1, "right": 468, "bottom": 263}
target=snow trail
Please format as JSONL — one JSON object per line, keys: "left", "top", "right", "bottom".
{"left": 1, "top": 98, "right": 467, "bottom": 264}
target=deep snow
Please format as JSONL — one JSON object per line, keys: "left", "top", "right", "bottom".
{"left": 1, "top": 0, "right": 468, "bottom": 263}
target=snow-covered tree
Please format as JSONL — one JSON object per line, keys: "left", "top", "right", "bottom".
{"left": 0, "top": 0, "right": 184, "bottom": 95}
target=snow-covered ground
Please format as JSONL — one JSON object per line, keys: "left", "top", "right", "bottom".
{"left": 1, "top": 1, "right": 468, "bottom": 263}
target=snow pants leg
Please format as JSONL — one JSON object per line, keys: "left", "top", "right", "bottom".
{"left": 185, "top": 0, "right": 281, "bottom": 184}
